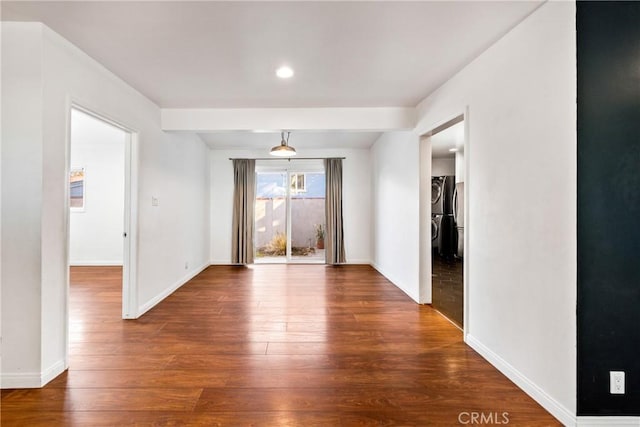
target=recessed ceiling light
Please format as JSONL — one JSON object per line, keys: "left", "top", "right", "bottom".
{"left": 449, "top": 148, "right": 458, "bottom": 152}
{"left": 276, "top": 66, "right": 294, "bottom": 79}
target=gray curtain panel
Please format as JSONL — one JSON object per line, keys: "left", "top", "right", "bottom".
{"left": 231, "top": 159, "right": 256, "bottom": 264}
{"left": 324, "top": 158, "right": 346, "bottom": 264}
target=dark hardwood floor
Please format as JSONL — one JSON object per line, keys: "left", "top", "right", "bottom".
{"left": 432, "top": 254, "right": 464, "bottom": 328}
{"left": 1, "top": 265, "right": 559, "bottom": 426}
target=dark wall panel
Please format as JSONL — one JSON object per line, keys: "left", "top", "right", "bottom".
{"left": 577, "top": 1, "right": 640, "bottom": 415}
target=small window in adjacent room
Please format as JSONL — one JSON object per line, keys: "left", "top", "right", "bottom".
{"left": 70, "top": 167, "right": 86, "bottom": 211}
{"left": 290, "top": 173, "right": 306, "bottom": 193}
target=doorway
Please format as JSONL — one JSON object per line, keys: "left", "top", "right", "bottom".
{"left": 67, "top": 106, "right": 137, "bottom": 323}
{"left": 254, "top": 160, "right": 326, "bottom": 264}
{"left": 421, "top": 115, "right": 467, "bottom": 329}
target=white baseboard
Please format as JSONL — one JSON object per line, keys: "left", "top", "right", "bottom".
{"left": 465, "top": 334, "right": 576, "bottom": 426}
{"left": 369, "top": 262, "right": 419, "bottom": 303}
{"left": 41, "top": 359, "right": 66, "bottom": 386}
{"left": 69, "top": 260, "right": 123, "bottom": 266}
{"left": 577, "top": 417, "right": 640, "bottom": 426}
{"left": 1, "top": 359, "right": 66, "bottom": 389}
{"left": 1, "top": 371, "right": 42, "bottom": 389}
{"left": 137, "top": 261, "right": 209, "bottom": 317}
{"left": 344, "top": 259, "right": 371, "bottom": 265}
{"left": 210, "top": 259, "right": 231, "bottom": 265}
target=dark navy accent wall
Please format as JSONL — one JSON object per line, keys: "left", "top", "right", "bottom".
{"left": 577, "top": 1, "right": 640, "bottom": 415}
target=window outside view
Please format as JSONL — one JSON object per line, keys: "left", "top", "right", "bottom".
{"left": 69, "top": 167, "right": 86, "bottom": 210}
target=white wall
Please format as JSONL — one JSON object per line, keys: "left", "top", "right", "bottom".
{"left": 1, "top": 23, "right": 44, "bottom": 386}
{"left": 455, "top": 150, "right": 465, "bottom": 183}
{"left": 370, "top": 131, "right": 421, "bottom": 302}
{"left": 138, "top": 130, "right": 210, "bottom": 308}
{"left": 431, "top": 157, "right": 455, "bottom": 176}
{"left": 414, "top": 2, "right": 577, "bottom": 423}
{"left": 210, "top": 147, "right": 371, "bottom": 264}
{"left": 1, "top": 23, "right": 210, "bottom": 387}
{"left": 69, "top": 109, "right": 125, "bottom": 266}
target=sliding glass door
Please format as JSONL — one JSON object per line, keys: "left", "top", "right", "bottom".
{"left": 255, "top": 172, "right": 287, "bottom": 262}
{"left": 290, "top": 171, "right": 325, "bottom": 262}
{"left": 254, "top": 163, "right": 325, "bottom": 264}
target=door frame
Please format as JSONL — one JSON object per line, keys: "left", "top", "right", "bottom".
{"left": 64, "top": 100, "right": 140, "bottom": 366}
{"left": 254, "top": 163, "right": 325, "bottom": 264}
{"left": 419, "top": 107, "right": 469, "bottom": 337}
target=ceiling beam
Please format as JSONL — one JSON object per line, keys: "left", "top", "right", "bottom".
{"left": 161, "top": 107, "right": 416, "bottom": 132}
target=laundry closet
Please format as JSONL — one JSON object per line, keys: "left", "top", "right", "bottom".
{"left": 429, "top": 120, "right": 465, "bottom": 328}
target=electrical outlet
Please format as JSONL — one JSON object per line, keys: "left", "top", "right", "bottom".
{"left": 610, "top": 371, "right": 625, "bottom": 394}
{"left": 152, "top": 197, "right": 159, "bottom": 207}
{"left": 184, "top": 262, "right": 189, "bottom": 270}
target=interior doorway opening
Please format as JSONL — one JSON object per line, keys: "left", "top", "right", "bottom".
{"left": 254, "top": 160, "right": 326, "bottom": 264}
{"left": 420, "top": 114, "right": 467, "bottom": 330}
{"left": 66, "top": 105, "right": 138, "bottom": 332}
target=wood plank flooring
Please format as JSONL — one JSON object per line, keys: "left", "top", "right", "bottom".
{"left": 1, "top": 265, "right": 560, "bottom": 426}
{"left": 432, "top": 254, "right": 464, "bottom": 328}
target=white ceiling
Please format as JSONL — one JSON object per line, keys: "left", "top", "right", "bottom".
{"left": 431, "top": 120, "right": 464, "bottom": 159}
{"left": 199, "top": 131, "right": 381, "bottom": 150}
{"left": 2, "top": 1, "right": 543, "bottom": 109}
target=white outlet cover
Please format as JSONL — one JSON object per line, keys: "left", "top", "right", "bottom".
{"left": 610, "top": 371, "right": 625, "bottom": 394}
{"left": 152, "top": 197, "right": 159, "bottom": 207}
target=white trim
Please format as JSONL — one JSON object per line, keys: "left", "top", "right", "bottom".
{"left": 122, "top": 131, "right": 139, "bottom": 320}
{"left": 462, "top": 106, "right": 470, "bottom": 340}
{"left": 465, "top": 334, "right": 576, "bottom": 427}
{"left": 41, "top": 359, "right": 66, "bottom": 386}
{"left": 433, "top": 308, "right": 463, "bottom": 332}
{"left": 70, "top": 102, "right": 138, "bottom": 134}
{"left": 63, "top": 97, "right": 73, "bottom": 387}
{"left": 1, "top": 372, "right": 42, "bottom": 389}
{"left": 1, "top": 359, "right": 66, "bottom": 389}
{"left": 577, "top": 417, "right": 640, "bottom": 426}
{"left": 344, "top": 259, "right": 371, "bottom": 265}
{"left": 137, "top": 261, "right": 209, "bottom": 317}
{"left": 69, "top": 260, "right": 123, "bottom": 266}
{"left": 418, "top": 134, "right": 432, "bottom": 305}
{"left": 210, "top": 259, "right": 231, "bottom": 265}
{"left": 370, "top": 262, "right": 420, "bottom": 303}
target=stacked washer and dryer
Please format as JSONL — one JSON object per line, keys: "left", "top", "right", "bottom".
{"left": 431, "top": 176, "right": 461, "bottom": 259}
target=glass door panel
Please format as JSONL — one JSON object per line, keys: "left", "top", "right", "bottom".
{"left": 290, "top": 171, "right": 326, "bottom": 263}
{"left": 255, "top": 172, "right": 287, "bottom": 263}
{"left": 255, "top": 167, "right": 326, "bottom": 264}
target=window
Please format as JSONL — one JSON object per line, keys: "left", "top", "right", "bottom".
{"left": 290, "top": 173, "right": 306, "bottom": 193}
{"left": 70, "top": 167, "right": 85, "bottom": 211}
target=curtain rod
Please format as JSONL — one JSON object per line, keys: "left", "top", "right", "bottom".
{"left": 228, "top": 157, "right": 346, "bottom": 161}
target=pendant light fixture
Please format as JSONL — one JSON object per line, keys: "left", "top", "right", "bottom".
{"left": 270, "top": 131, "right": 297, "bottom": 157}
